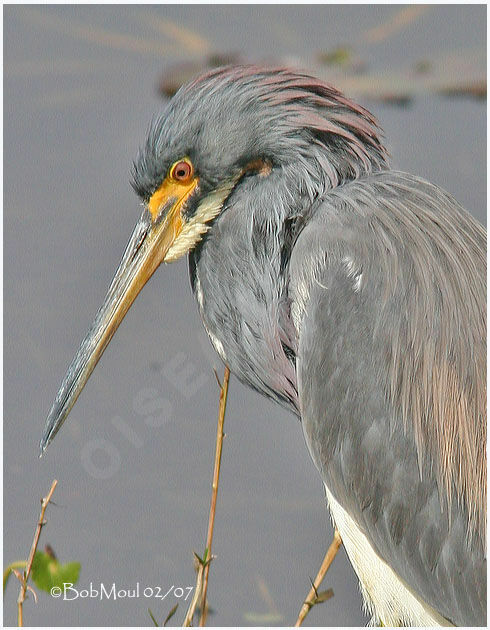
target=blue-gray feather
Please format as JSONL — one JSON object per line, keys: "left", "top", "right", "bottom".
{"left": 132, "top": 66, "right": 388, "bottom": 201}
{"left": 291, "top": 171, "right": 485, "bottom": 625}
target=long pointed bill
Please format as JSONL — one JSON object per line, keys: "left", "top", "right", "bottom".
{"left": 40, "top": 175, "right": 199, "bottom": 454}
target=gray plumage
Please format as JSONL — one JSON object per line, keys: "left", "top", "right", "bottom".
{"left": 41, "top": 66, "right": 487, "bottom": 626}
{"left": 292, "top": 172, "right": 485, "bottom": 625}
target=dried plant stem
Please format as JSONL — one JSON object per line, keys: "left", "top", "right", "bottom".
{"left": 17, "top": 479, "right": 58, "bottom": 627}
{"left": 182, "top": 555, "right": 205, "bottom": 627}
{"left": 199, "top": 365, "right": 230, "bottom": 626}
{"left": 294, "top": 528, "right": 342, "bottom": 627}
{"left": 182, "top": 366, "right": 230, "bottom": 627}
{"left": 3, "top": 562, "right": 27, "bottom": 592}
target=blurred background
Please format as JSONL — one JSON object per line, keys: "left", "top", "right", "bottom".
{"left": 4, "top": 5, "right": 486, "bottom": 627}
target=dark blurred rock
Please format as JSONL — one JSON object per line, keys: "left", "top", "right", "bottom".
{"left": 438, "top": 80, "right": 486, "bottom": 100}
{"left": 158, "top": 53, "right": 243, "bottom": 98}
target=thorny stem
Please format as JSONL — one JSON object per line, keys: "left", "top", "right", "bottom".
{"left": 17, "top": 479, "right": 58, "bottom": 627}
{"left": 294, "top": 528, "right": 342, "bottom": 627}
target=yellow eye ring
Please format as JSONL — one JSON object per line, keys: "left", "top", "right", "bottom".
{"left": 170, "top": 158, "right": 193, "bottom": 182}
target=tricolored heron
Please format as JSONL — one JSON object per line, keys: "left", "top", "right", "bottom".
{"left": 40, "top": 66, "right": 486, "bottom": 626}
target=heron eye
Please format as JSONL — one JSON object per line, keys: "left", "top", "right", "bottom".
{"left": 171, "top": 159, "right": 193, "bottom": 182}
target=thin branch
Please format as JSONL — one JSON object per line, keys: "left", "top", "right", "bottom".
{"left": 16, "top": 479, "right": 58, "bottom": 627}
{"left": 182, "top": 552, "right": 207, "bottom": 626}
{"left": 199, "top": 365, "right": 230, "bottom": 626}
{"left": 182, "top": 366, "right": 230, "bottom": 627}
{"left": 294, "top": 528, "right": 342, "bottom": 627}
{"left": 213, "top": 368, "right": 222, "bottom": 389}
{"left": 3, "top": 562, "right": 27, "bottom": 592}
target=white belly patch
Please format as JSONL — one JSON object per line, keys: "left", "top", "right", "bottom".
{"left": 324, "top": 485, "right": 452, "bottom": 627}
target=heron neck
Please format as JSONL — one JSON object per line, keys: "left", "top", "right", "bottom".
{"left": 188, "top": 172, "right": 305, "bottom": 413}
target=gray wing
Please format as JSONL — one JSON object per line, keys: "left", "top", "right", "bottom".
{"left": 289, "top": 170, "right": 486, "bottom": 626}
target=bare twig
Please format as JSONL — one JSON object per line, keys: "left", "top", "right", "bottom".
{"left": 3, "top": 561, "right": 27, "bottom": 592}
{"left": 182, "top": 366, "right": 230, "bottom": 627}
{"left": 213, "top": 368, "right": 222, "bottom": 389}
{"left": 182, "top": 552, "right": 207, "bottom": 626}
{"left": 362, "top": 5, "right": 429, "bottom": 44}
{"left": 199, "top": 365, "right": 230, "bottom": 626}
{"left": 257, "top": 575, "right": 282, "bottom": 621}
{"left": 294, "top": 528, "right": 342, "bottom": 627}
{"left": 17, "top": 479, "right": 58, "bottom": 627}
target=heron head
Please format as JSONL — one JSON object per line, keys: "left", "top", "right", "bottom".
{"left": 41, "top": 65, "right": 388, "bottom": 452}
{"left": 133, "top": 64, "right": 388, "bottom": 217}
